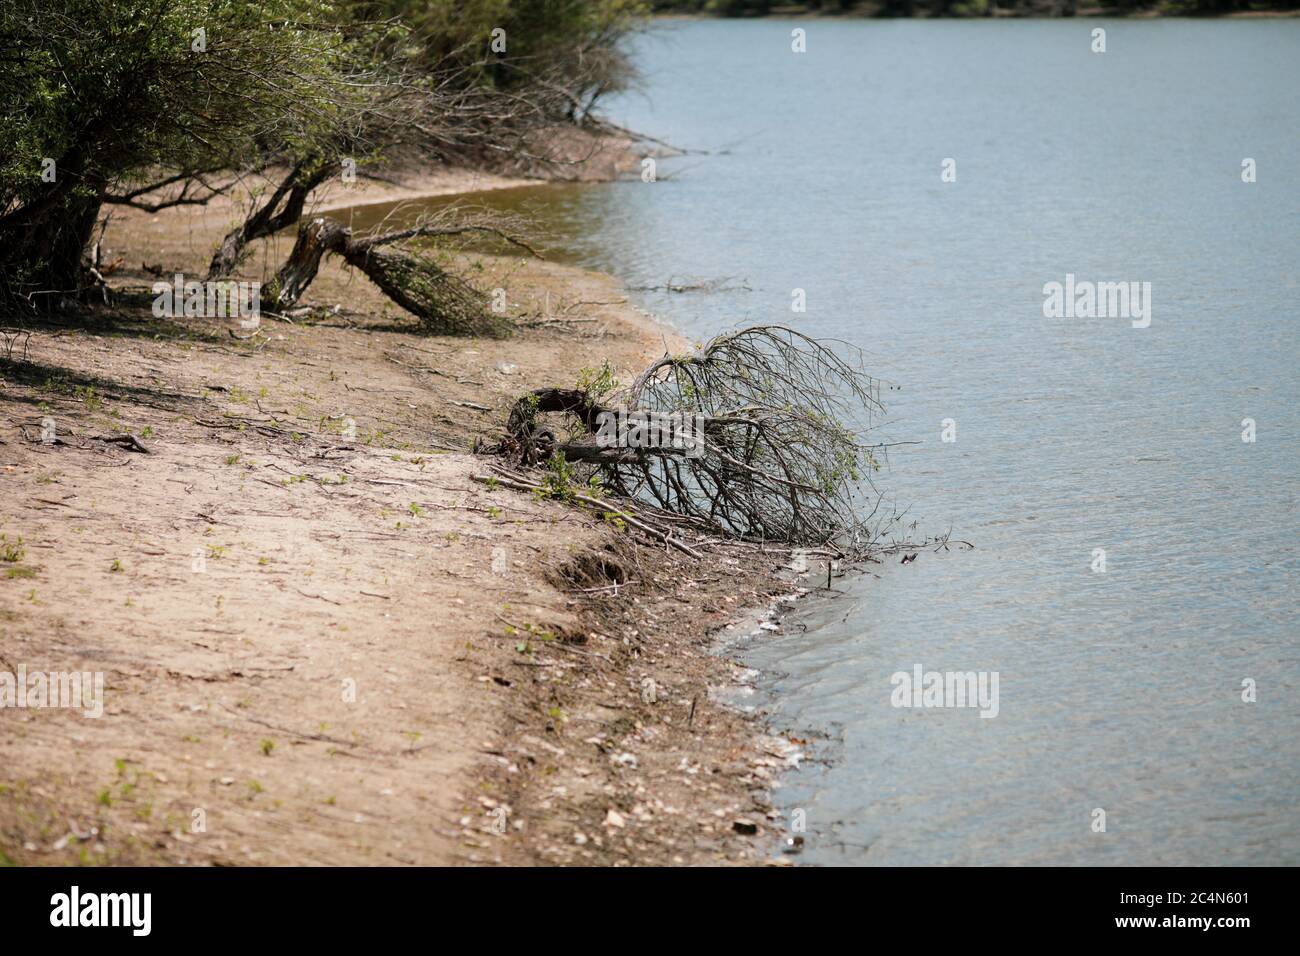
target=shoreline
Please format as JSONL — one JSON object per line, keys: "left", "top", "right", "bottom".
{"left": 0, "top": 165, "right": 806, "bottom": 866}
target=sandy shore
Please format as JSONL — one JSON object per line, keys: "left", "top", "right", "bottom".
{"left": 0, "top": 165, "right": 806, "bottom": 866}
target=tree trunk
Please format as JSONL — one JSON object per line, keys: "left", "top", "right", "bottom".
{"left": 267, "top": 216, "right": 347, "bottom": 308}
{"left": 0, "top": 194, "right": 103, "bottom": 309}
{"left": 207, "top": 162, "right": 333, "bottom": 279}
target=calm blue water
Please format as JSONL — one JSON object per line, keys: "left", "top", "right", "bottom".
{"left": 597, "top": 20, "right": 1300, "bottom": 866}
{"left": 391, "top": 19, "right": 1300, "bottom": 864}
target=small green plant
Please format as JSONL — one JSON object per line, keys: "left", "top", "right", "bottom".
{"left": 109, "top": 559, "right": 123, "bottom": 573}
{"left": 0, "top": 535, "right": 25, "bottom": 563}
{"left": 74, "top": 385, "right": 103, "bottom": 411}
{"left": 260, "top": 739, "right": 275, "bottom": 756}
{"left": 577, "top": 360, "right": 619, "bottom": 399}
{"left": 535, "top": 452, "right": 579, "bottom": 502}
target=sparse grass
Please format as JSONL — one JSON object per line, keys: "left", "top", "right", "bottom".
{"left": 40, "top": 380, "right": 105, "bottom": 412}
{"left": 0, "top": 534, "right": 25, "bottom": 563}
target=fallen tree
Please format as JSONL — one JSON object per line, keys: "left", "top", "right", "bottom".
{"left": 487, "top": 325, "right": 889, "bottom": 551}
{"left": 265, "top": 208, "right": 538, "bottom": 336}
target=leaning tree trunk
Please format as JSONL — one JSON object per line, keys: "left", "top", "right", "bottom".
{"left": 266, "top": 216, "right": 346, "bottom": 308}
{"left": 207, "top": 162, "right": 333, "bottom": 279}
{"left": 265, "top": 216, "right": 514, "bottom": 338}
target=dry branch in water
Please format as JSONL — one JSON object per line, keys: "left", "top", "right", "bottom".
{"left": 491, "top": 325, "right": 887, "bottom": 552}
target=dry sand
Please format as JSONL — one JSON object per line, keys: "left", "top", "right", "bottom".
{"left": 0, "top": 165, "right": 810, "bottom": 866}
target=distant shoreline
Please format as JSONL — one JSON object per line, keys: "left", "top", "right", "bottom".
{"left": 652, "top": 8, "right": 1300, "bottom": 19}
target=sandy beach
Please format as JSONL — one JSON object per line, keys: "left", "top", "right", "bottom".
{"left": 0, "top": 164, "right": 807, "bottom": 866}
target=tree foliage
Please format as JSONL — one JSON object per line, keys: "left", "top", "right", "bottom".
{"left": 0, "top": 0, "right": 361, "bottom": 305}
{"left": 0, "top": 0, "right": 643, "bottom": 316}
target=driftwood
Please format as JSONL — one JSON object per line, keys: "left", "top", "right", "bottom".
{"left": 492, "top": 325, "right": 887, "bottom": 551}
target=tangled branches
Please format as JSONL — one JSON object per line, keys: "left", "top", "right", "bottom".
{"left": 496, "top": 326, "right": 887, "bottom": 552}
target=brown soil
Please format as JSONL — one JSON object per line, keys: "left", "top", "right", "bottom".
{"left": 0, "top": 166, "right": 808, "bottom": 866}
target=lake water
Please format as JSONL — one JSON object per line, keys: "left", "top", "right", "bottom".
{"left": 367, "top": 19, "right": 1300, "bottom": 864}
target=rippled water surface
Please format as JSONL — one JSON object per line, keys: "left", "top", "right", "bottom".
{"left": 359, "top": 19, "right": 1300, "bottom": 864}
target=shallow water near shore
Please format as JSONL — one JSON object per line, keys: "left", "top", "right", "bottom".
{"left": 350, "top": 19, "right": 1300, "bottom": 864}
